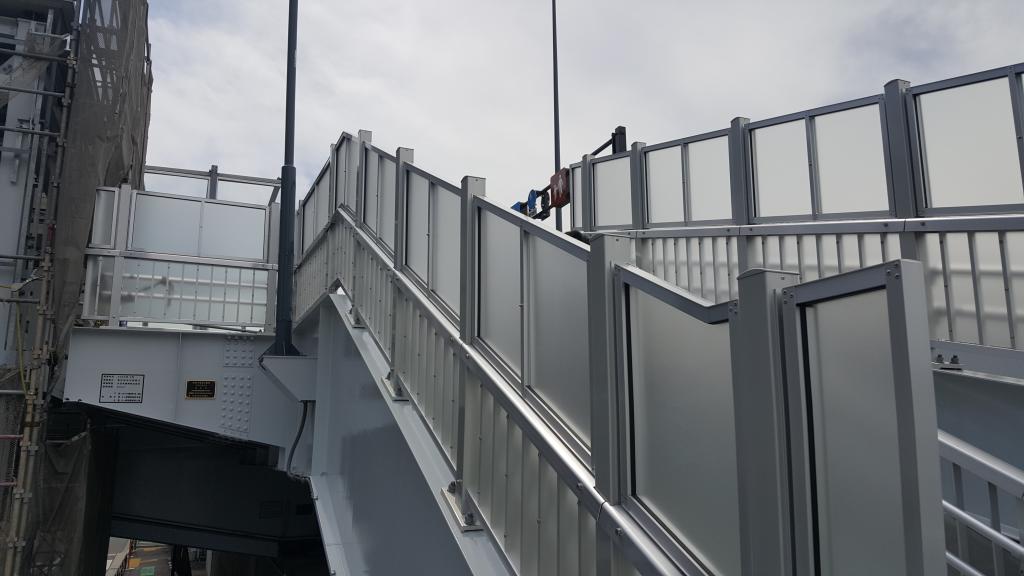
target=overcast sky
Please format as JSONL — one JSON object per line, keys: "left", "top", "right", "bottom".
{"left": 145, "top": 0, "right": 1024, "bottom": 212}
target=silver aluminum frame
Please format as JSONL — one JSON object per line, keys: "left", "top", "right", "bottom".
{"left": 590, "top": 150, "right": 635, "bottom": 231}
{"left": 81, "top": 251, "right": 277, "bottom": 330}
{"left": 398, "top": 163, "right": 465, "bottom": 324}
{"left": 90, "top": 186, "right": 121, "bottom": 249}
{"left": 126, "top": 190, "right": 272, "bottom": 263}
{"left": 779, "top": 260, "right": 944, "bottom": 576}
{"left": 472, "top": 196, "right": 595, "bottom": 463}
{"left": 358, "top": 144, "right": 400, "bottom": 246}
{"left": 333, "top": 132, "right": 358, "bottom": 216}
{"left": 298, "top": 160, "right": 332, "bottom": 257}
{"left": 569, "top": 160, "right": 583, "bottom": 230}
{"left": 747, "top": 94, "right": 896, "bottom": 225}
{"left": 330, "top": 196, "right": 684, "bottom": 575}
{"left": 641, "top": 128, "right": 734, "bottom": 229}
{"left": 729, "top": 268, "right": 801, "bottom": 576}
{"left": 907, "top": 63, "right": 1024, "bottom": 217}
{"left": 611, "top": 263, "right": 731, "bottom": 576}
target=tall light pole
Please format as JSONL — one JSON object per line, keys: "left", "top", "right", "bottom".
{"left": 272, "top": 0, "right": 300, "bottom": 355}
{"left": 552, "top": 0, "right": 563, "bottom": 231}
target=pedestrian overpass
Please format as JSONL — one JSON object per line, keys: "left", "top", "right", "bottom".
{"left": 64, "top": 63, "right": 1024, "bottom": 575}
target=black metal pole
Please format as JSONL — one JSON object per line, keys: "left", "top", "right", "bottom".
{"left": 273, "top": 0, "right": 299, "bottom": 355}
{"left": 552, "top": 0, "right": 563, "bottom": 231}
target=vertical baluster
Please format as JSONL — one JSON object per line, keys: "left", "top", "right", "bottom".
{"left": 968, "top": 232, "right": 986, "bottom": 346}
{"left": 998, "top": 232, "right": 1018, "bottom": 349}
{"left": 988, "top": 481, "right": 1006, "bottom": 576}
{"left": 940, "top": 233, "right": 957, "bottom": 341}
{"left": 953, "top": 464, "right": 970, "bottom": 566}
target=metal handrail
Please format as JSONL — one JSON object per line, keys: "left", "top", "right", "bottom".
{"left": 329, "top": 202, "right": 685, "bottom": 575}
{"left": 939, "top": 430, "right": 1024, "bottom": 498}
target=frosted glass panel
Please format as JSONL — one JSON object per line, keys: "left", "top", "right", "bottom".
{"left": 92, "top": 189, "right": 116, "bottom": 247}
{"left": 118, "top": 259, "right": 268, "bottom": 326}
{"left": 315, "top": 171, "right": 330, "bottom": 232}
{"left": 143, "top": 173, "right": 207, "bottom": 197}
{"left": 816, "top": 105, "right": 889, "bottom": 213}
{"left": 645, "top": 146, "right": 684, "bottom": 224}
{"left": 200, "top": 203, "right": 265, "bottom": 260}
{"left": 131, "top": 194, "right": 201, "bottom": 256}
{"left": 379, "top": 157, "right": 397, "bottom": 250}
{"left": 629, "top": 289, "right": 740, "bottom": 575}
{"left": 83, "top": 255, "right": 114, "bottom": 317}
{"left": 479, "top": 210, "right": 521, "bottom": 375}
{"left": 216, "top": 181, "right": 275, "bottom": 204}
{"left": 301, "top": 201, "right": 314, "bottom": 251}
{"left": 571, "top": 165, "right": 583, "bottom": 228}
{"left": 688, "top": 137, "right": 732, "bottom": 221}
{"left": 593, "top": 157, "right": 632, "bottom": 227}
{"left": 753, "top": 120, "right": 812, "bottom": 217}
{"left": 340, "top": 140, "right": 360, "bottom": 209}
{"left": 918, "top": 79, "right": 1023, "bottom": 208}
{"left": 406, "top": 173, "right": 429, "bottom": 280}
{"left": 804, "top": 289, "right": 905, "bottom": 575}
{"left": 527, "top": 236, "right": 589, "bottom": 443}
{"left": 363, "top": 151, "right": 379, "bottom": 232}
{"left": 431, "top": 186, "right": 461, "bottom": 314}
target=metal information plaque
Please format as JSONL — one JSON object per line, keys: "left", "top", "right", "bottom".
{"left": 99, "top": 374, "right": 144, "bottom": 403}
{"left": 185, "top": 379, "right": 216, "bottom": 399}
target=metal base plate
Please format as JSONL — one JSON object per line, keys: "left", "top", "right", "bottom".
{"left": 382, "top": 376, "right": 408, "bottom": 402}
{"left": 441, "top": 489, "right": 483, "bottom": 533}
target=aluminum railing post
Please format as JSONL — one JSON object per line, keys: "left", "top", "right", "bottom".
{"left": 883, "top": 79, "right": 920, "bottom": 260}
{"left": 457, "top": 176, "right": 485, "bottom": 514}
{"left": 395, "top": 148, "right": 415, "bottom": 272}
{"left": 581, "top": 154, "right": 596, "bottom": 232}
{"left": 730, "top": 268, "right": 800, "bottom": 576}
{"left": 588, "top": 233, "right": 633, "bottom": 576}
{"left": 629, "top": 141, "right": 646, "bottom": 230}
{"left": 588, "top": 234, "right": 633, "bottom": 502}
{"left": 729, "top": 117, "right": 752, "bottom": 273}
{"left": 389, "top": 147, "right": 414, "bottom": 367}
{"left": 355, "top": 130, "right": 373, "bottom": 227}
{"left": 108, "top": 184, "right": 133, "bottom": 326}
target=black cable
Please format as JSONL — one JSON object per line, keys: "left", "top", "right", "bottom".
{"left": 286, "top": 400, "right": 309, "bottom": 474}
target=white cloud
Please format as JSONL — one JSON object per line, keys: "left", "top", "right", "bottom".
{"left": 145, "top": 0, "right": 1024, "bottom": 213}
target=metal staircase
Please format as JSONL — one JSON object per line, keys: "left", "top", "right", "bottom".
{"left": 65, "top": 62, "right": 1024, "bottom": 575}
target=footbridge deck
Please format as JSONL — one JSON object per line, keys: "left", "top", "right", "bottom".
{"left": 66, "top": 63, "right": 1024, "bottom": 575}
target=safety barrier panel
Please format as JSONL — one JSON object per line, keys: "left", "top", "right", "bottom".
{"left": 292, "top": 61, "right": 1024, "bottom": 576}
{"left": 939, "top": 431, "right": 1024, "bottom": 574}
{"left": 84, "top": 185, "right": 277, "bottom": 329}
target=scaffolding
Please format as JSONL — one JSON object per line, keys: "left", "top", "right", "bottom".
{"left": 0, "top": 0, "right": 152, "bottom": 574}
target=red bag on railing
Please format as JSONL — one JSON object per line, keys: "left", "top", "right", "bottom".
{"left": 549, "top": 167, "right": 570, "bottom": 209}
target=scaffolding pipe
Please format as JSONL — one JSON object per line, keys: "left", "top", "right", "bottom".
{"left": 0, "top": 298, "right": 39, "bottom": 304}
{"left": 0, "top": 47, "right": 67, "bottom": 63}
{"left": 4, "top": 10, "right": 75, "bottom": 574}
{"left": 0, "top": 125, "right": 59, "bottom": 138}
{"left": 0, "top": 85, "right": 64, "bottom": 99}
{"left": 0, "top": 254, "right": 41, "bottom": 261}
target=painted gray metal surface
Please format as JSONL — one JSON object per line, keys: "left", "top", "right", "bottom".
{"left": 307, "top": 295, "right": 485, "bottom": 576}
{"left": 730, "top": 269, "right": 800, "bottom": 576}
{"left": 64, "top": 328, "right": 301, "bottom": 450}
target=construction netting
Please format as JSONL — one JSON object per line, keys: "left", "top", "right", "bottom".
{"left": 1, "top": 0, "right": 152, "bottom": 572}
{"left": 51, "top": 0, "right": 152, "bottom": 380}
